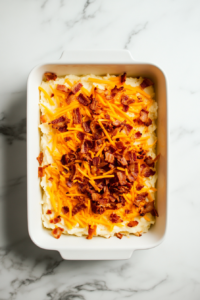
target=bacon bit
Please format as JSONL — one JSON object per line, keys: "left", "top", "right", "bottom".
{"left": 105, "top": 152, "right": 115, "bottom": 163}
{"left": 51, "top": 93, "right": 54, "bottom": 98}
{"left": 83, "top": 120, "right": 91, "bottom": 133}
{"left": 92, "top": 202, "right": 106, "bottom": 214}
{"left": 57, "top": 84, "right": 70, "bottom": 93}
{"left": 140, "top": 110, "right": 152, "bottom": 126}
{"left": 126, "top": 173, "right": 134, "bottom": 182}
{"left": 52, "top": 216, "right": 61, "bottom": 224}
{"left": 66, "top": 92, "right": 76, "bottom": 105}
{"left": 77, "top": 131, "right": 85, "bottom": 141}
{"left": 50, "top": 115, "right": 69, "bottom": 132}
{"left": 71, "top": 82, "right": 83, "bottom": 94}
{"left": 122, "top": 104, "right": 129, "bottom": 112}
{"left": 140, "top": 109, "right": 149, "bottom": 123}
{"left": 36, "top": 151, "right": 43, "bottom": 165}
{"left": 118, "top": 157, "right": 128, "bottom": 166}
{"left": 139, "top": 201, "right": 155, "bottom": 216}
{"left": 61, "top": 154, "right": 68, "bottom": 165}
{"left": 38, "top": 164, "right": 50, "bottom": 177}
{"left": 125, "top": 209, "right": 130, "bottom": 214}
{"left": 129, "top": 162, "right": 139, "bottom": 179}
{"left": 44, "top": 72, "right": 57, "bottom": 81}
{"left": 105, "top": 114, "right": 110, "bottom": 119}
{"left": 121, "top": 72, "right": 126, "bottom": 84}
{"left": 73, "top": 107, "right": 82, "bottom": 124}
{"left": 72, "top": 203, "right": 87, "bottom": 216}
{"left": 64, "top": 137, "right": 72, "bottom": 142}
{"left": 116, "top": 233, "right": 123, "bottom": 239}
{"left": 62, "top": 206, "right": 69, "bottom": 214}
{"left": 87, "top": 225, "right": 97, "bottom": 239}
{"left": 77, "top": 93, "right": 91, "bottom": 106}
{"left": 136, "top": 184, "right": 144, "bottom": 191}
{"left": 124, "top": 124, "right": 133, "bottom": 134}
{"left": 111, "top": 86, "right": 124, "bottom": 98}
{"left": 140, "top": 164, "right": 156, "bottom": 177}
{"left": 66, "top": 180, "right": 72, "bottom": 187}
{"left": 93, "top": 157, "right": 100, "bottom": 167}
{"left": 127, "top": 221, "right": 138, "bottom": 227}
{"left": 110, "top": 213, "right": 123, "bottom": 223}
{"left": 140, "top": 78, "right": 154, "bottom": 89}
{"left": 117, "top": 171, "right": 126, "bottom": 185}
{"left": 52, "top": 227, "right": 62, "bottom": 239}
{"left": 92, "top": 193, "right": 101, "bottom": 201}
{"left": 40, "top": 115, "right": 47, "bottom": 123}
{"left": 121, "top": 94, "right": 135, "bottom": 105}
{"left": 46, "top": 209, "right": 52, "bottom": 214}
{"left": 48, "top": 177, "right": 53, "bottom": 182}
{"left": 135, "top": 131, "right": 142, "bottom": 139}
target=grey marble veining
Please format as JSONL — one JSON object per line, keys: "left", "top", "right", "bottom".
{"left": 0, "top": 0, "right": 200, "bottom": 299}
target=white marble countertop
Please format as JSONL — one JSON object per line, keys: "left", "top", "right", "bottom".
{"left": 0, "top": 0, "right": 200, "bottom": 299}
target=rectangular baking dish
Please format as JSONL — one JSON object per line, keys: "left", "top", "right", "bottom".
{"left": 27, "top": 50, "right": 168, "bottom": 260}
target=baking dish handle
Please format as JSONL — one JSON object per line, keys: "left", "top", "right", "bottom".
{"left": 59, "top": 50, "right": 135, "bottom": 63}
{"left": 59, "top": 249, "right": 134, "bottom": 260}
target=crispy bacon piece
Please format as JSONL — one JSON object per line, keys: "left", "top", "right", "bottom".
{"left": 117, "top": 171, "right": 126, "bottom": 185}
{"left": 118, "top": 157, "right": 127, "bottom": 166}
{"left": 125, "top": 209, "right": 130, "bottom": 214}
{"left": 139, "top": 201, "right": 155, "bottom": 216}
{"left": 62, "top": 206, "right": 69, "bottom": 214}
{"left": 111, "top": 86, "right": 124, "bottom": 98}
{"left": 105, "top": 152, "right": 115, "bottom": 163}
{"left": 73, "top": 107, "right": 82, "bottom": 124}
{"left": 44, "top": 72, "right": 57, "bottom": 81}
{"left": 129, "top": 162, "right": 139, "bottom": 179}
{"left": 87, "top": 225, "right": 97, "bottom": 240}
{"left": 61, "top": 154, "right": 68, "bottom": 165}
{"left": 91, "top": 202, "right": 106, "bottom": 214}
{"left": 135, "top": 131, "right": 142, "bottom": 139}
{"left": 66, "top": 180, "right": 72, "bottom": 188}
{"left": 124, "top": 124, "right": 133, "bottom": 134}
{"left": 92, "top": 193, "right": 101, "bottom": 201}
{"left": 126, "top": 173, "right": 134, "bottom": 182}
{"left": 121, "top": 94, "right": 135, "bottom": 105}
{"left": 40, "top": 115, "right": 47, "bottom": 123}
{"left": 64, "top": 137, "right": 72, "bottom": 142}
{"left": 48, "top": 177, "right": 53, "bottom": 182}
{"left": 83, "top": 120, "right": 91, "bottom": 133}
{"left": 92, "top": 157, "right": 100, "bottom": 167}
{"left": 127, "top": 221, "right": 138, "bottom": 227}
{"left": 72, "top": 203, "right": 87, "bottom": 216}
{"left": 57, "top": 84, "right": 70, "bottom": 93}
{"left": 77, "top": 93, "right": 91, "bottom": 106}
{"left": 71, "top": 82, "right": 83, "bottom": 94}
{"left": 66, "top": 92, "right": 76, "bottom": 105}
{"left": 69, "top": 164, "right": 77, "bottom": 181}
{"left": 52, "top": 227, "right": 63, "bottom": 239}
{"left": 105, "top": 114, "right": 110, "bottom": 119}
{"left": 38, "top": 164, "right": 50, "bottom": 177}
{"left": 36, "top": 151, "right": 43, "bottom": 165}
{"left": 120, "top": 72, "right": 126, "bottom": 84}
{"left": 136, "top": 184, "right": 144, "bottom": 191}
{"left": 140, "top": 78, "right": 154, "bottom": 89}
{"left": 77, "top": 131, "right": 85, "bottom": 141}
{"left": 116, "top": 233, "right": 123, "bottom": 239}
{"left": 52, "top": 216, "right": 61, "bottom": 224}
{"left": 122, "top": 105, "right": 129, "bottom": 112}
{"left": 46, "top": 210, "right": 52, "bottom": 214}
{"left": 140, "top": 164, "right": 156, "bottom": 177}
{"left": 110, "top": 213, "right": 123, "bottom": 223}
{"left": 51, "top": 93, "right": 54, "bottom": 98}
{"left": 140, "top": 109, "right": 152, "bottom": 126}
{"left": 50, "top": 115, "right": 69, "bottom": 132}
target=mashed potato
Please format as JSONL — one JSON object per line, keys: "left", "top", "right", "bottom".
{"left": 38, "top": 73, "right": 158, "bottom": 239}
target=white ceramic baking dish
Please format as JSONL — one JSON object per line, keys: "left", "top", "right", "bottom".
{"left": 27, "top": 50, "right": 168, "bottom": 260}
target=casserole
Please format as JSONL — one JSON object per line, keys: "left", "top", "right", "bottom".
{"left": 27, "top": 50, "right": 168, "bottom": 260}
